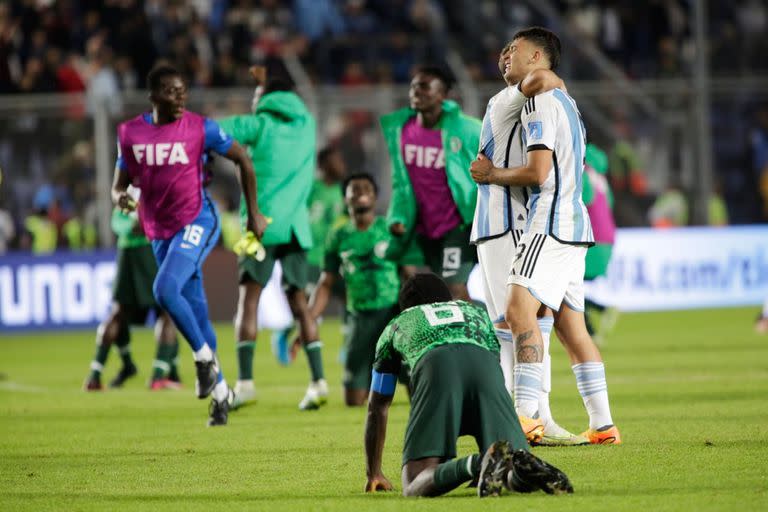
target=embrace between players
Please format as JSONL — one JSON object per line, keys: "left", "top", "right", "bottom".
{"left": 108, "top": 25, "right": 619, "bottom": 498}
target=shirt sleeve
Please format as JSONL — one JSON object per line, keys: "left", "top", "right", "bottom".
{"left": 217, "top": 114, "right": 265, "bottom": 145}
{"left": 203, "top": 118, "right": 235, "bottom": 154}
{"left": 493, "top": 84, "right": 528, "bottom": 120}
{"left": 116, "top": 137, "right": 127, "bottom": 172}
{"left": 372, "top": 320, "right": 402, "bottom": 376}
{"left": 521, "top": 94, "right": 557, "bottom": 152}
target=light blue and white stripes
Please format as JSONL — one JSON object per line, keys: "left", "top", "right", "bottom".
{"left": 572, "top": 361, "right": 607, "bottom": 397}
{"left": 513, "top": 363, "right": 543, "bottom": 405}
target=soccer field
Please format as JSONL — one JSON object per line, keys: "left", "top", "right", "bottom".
{"left": 1, "top": 307, "right": 767, "bottom": 511}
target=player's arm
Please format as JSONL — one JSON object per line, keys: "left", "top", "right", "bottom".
{"left": 111, "top": 165, "right": 135, "bottom": 212}
{"left": 364, "top": 384, "right": 395, "bottom": 492}
{"left": 308, "top": 271, "right": 337, "bottom": 320}
{"left": 470, "top": 149, "right": 552, "bottom": 187}
{"left": 222, "top": 141, "right": 268, "bottom": 239}
{"left": 471, "top": 95, "right": 555, "bottom": 186}
{"left": 520, "top": 69, "right": 566, "bottom": 97}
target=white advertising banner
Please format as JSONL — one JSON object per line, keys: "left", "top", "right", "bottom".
{"left": 584, "top": 226, "right": 768, "bottom": 311}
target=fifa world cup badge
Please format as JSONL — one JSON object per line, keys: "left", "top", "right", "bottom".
{"left": 450, "top": 136, "right": 462, "bottom": 153}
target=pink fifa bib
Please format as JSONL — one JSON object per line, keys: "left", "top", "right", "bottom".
{"left": 118, "top": 111, "right": 206, "bottom": 240}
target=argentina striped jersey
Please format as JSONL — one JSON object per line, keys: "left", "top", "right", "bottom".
{"left": 470, "top": 86, "right": 530, "bottom": 243}
{"left": 521, "top": 89, "right": 594, "bottom": 245}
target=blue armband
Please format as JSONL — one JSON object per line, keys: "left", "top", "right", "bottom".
{"left": 370, "top": 370, "right": 397, "bottom": 396}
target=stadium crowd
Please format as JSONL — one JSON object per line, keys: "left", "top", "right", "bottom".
{"left": 0, "top": 0, "right": 767, "bottom": 253}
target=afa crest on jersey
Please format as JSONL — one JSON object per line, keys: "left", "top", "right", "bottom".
{"left": 528, "top": 121, "right": 543, "bottom": 140}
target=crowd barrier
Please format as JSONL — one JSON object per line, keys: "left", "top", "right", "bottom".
{"left": 2, "top": 226, "right": 767, "bottom": 331}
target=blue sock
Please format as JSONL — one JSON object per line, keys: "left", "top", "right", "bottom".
{"left": 153, "top": 254, "right": 209, "bottom": 352}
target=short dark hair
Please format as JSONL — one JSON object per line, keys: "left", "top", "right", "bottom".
{"left": 398, "top": 273, "right": 452, "bottom": 311}
{"left": 342, "top": 172, "right": 378, "bottom": 196}
{"left": 414, "top": 65, "right": 454, "bottom": 92}
{"left": 264, "top": 77, "right": 295, "bottom": 94}
{"left": 146, "top": 64, "right": 181, "bottom": 92}
{"left": 512, "top": 26, "right": 561, "bottom": 71}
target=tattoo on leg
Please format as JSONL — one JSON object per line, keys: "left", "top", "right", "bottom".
{"left": 516, "top": 330, "right": 543, "bottom": 363}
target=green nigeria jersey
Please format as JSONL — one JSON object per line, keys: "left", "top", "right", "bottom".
{"left": 111, "top": 209, "right": 150, "bottom": 249}
{"left": 324, "top": 216, "right": 400, "bottom": 312}
{"left": 307, "top": 179, "right": 345, "bottom": 267}
{"left": 373, "top": 300, "right": 499, "bottom": 375}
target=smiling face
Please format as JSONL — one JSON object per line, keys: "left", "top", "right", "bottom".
{"left": 408, "top": 71, "right": 446, "bottom": 113}
{"left": 503, "top": 37, "right": 539, "bottom": 85}
{"left": 151, "top": 74, "right": 188, "bottom": 121}
{"left": 345, "top": 177, "right": 376, "bottom": 214}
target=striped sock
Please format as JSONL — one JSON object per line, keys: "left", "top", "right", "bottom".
{"left": 513, "top": 363, "right": 543, "bottom": 418}
{"left": 537, "top": 317, "right": 555, "bottom": 426}
{"left": 236, "top": 340, "right": 256, "bottom": 380}
{"left": 433, "top": 454, "right": 480, "bottom": 494}
{"left": 304, "top": 341, "right": 325, "bottom": 381}
{"left": 572, "top": 361, "right": 613, "bottom": 429}
{"left": 495, "top": 328, "right": 514, "bottom": 394}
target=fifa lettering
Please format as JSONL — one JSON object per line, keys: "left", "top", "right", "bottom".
{"left": 131, "top": 143, "right": 190, "bottom": 166}
{"left": 403, "top": 144, "right": 445, "bottom": 169}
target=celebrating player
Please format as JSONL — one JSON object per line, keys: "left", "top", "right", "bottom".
{"left": 217, "top": 67, "right": 327, "bottom": 411}
{"left": 471, "top": 41, "right": 588, "bottom": 445}
{"left": 380, "top": 66, "right": 480, "bottom": 300}
{"left": 112, "top": 64, "right": 265, "bottom": 426}
{"left": 363, "top": 273, "right": 573, "bottom": 497}
{"left": 470, "top": 27, "right": 621, "bottom": 444}
{"left": 307, "top": 173, "right": 400, "bottom": 406}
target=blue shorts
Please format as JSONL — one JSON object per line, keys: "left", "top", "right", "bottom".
{"left": 151, "top": 194, "right": 221, "bottom": 272}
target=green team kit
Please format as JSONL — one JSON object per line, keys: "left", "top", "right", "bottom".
{"left": 324, "top": 216, "right": 400, "bottom": 390}
{"left": 372, "top": 300, "right": 527, "bottom": 463}
{"left": 111, "top": 209, "right": 157, "bottom": 318}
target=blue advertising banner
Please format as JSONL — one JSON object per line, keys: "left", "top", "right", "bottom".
{"left": 0, "top": 250, "right": 117, "bottom": 332}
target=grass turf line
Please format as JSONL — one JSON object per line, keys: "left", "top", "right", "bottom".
{"left": 1, "top": 307, "right": 767, "bottom": 511}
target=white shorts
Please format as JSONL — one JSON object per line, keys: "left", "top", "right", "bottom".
{"left": 507, "top": 232, "right": 587, "bottom": 312}
{"left": 476, "top": 230, "right": 523, "bottom": 324}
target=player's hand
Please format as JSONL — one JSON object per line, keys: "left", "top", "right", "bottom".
{"left": 389, "top": 223, "right": 406, "bottom": 236}
{"left": 249, "top": 65, "right": 267, "bottom": 85}
{"left": 116, "top": 192, "right": 137, "bottom": 213}
{"left": 365, "top": 474, "right": 393, "bottom": 493}
{"left": 247, "top": 212, "right": 271, "bottom": 241}
{"left": 233, "top": 231, "right": 266, "bottom": 261}
{"left": 470, "top": 154, "right": 495, "bottom": 184}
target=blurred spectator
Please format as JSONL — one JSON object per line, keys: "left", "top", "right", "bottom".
{"left": 752, "top": 106, "right": 768, "bottom": 218}
{"left": 708, "top": 182, "right": 729, "bottom": 227}
{"left": 21, "top": 186, "right": 59, "bottom": 254}
{"left": 648, "top": 178, "right": 689, "bottom": 228}
{"left": 85, "top": 39, "right": 121, "bottom": 117}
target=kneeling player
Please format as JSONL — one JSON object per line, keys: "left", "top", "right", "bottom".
{"left": 364, "top": 273, "right": 573, "bottom": 497}
{"left": 308, "top": 174, "right": 400, "bottom": 406}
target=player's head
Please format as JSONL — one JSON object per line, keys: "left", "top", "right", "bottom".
{"left": 398, "top": 273, "right": 452, "bottom": 311}
{"left": 498, "top": 41, "right": 513, "bottom": 76}
{"left": 342, "top": 173, "right": 377, "bottom": 214}
{"left": 504, "top": 27, "right": 561, "bottom": 84}
{"left": 147, "top": 64, "right": 187, "bottom": 121}
{"left": 318, "top": 146, "right": 347, "bottom": 182}
{"left": 409, "top": 65, "right": 453, "bottom": 113}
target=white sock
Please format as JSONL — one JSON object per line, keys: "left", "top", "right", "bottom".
{"left": 572, "top": 362, "right": 614, "bottom": 429}
{"left": 193, "top": 344, "right": 213, "bottom": 362}
{"left": 213, "top": 377, "right": 229, "bottom": 401}
{"left": 513, "top": 363, "right": 543, "bottom": 418}
{"left": 537, "top": 317, "right": 555, "bottom": 426}
{"left": 314, "top": 378, "right": 328, "bottom": 395}
{"left": 495, "top": 328, "right": 514, "bottom": 395}
{"left": 236, "top": 379, "right": 254, "bottom": 390}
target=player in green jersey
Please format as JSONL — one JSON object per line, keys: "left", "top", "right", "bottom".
{"left": 308, "top": 173, "right": 400, "bottom": 406}
{"left": 271, "top": 146, "right": 348, "bottom": 366}
{"left": 364, "top": 273, "right": 573, "bottom": 497}
{"left": 83, "top": 198, "right": 180, "bottom": 391}
{"left": 218, "top": 67, "right": 327, "bottom": 410}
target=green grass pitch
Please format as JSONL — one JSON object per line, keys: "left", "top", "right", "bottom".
{"left": 1, "top": 307, "right": 767, "bottom": 511}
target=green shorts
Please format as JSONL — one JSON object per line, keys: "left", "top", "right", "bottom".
{"left": 416, "top": 225, "right": 476, "bottom": 285}
{"left": 113, "top": 245, "right": 157, "bottom": 309}
{"left": 238, "top": 235, "right": 308, "bottom": 291}
{"left": 585, "top": 243, "right": 613, "bottom": 280}
{"left": 343, "top": 305, "right": 398, "bottom": 391}
{"left": 402, "top": 343, "right": 527, "bottom": 465}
